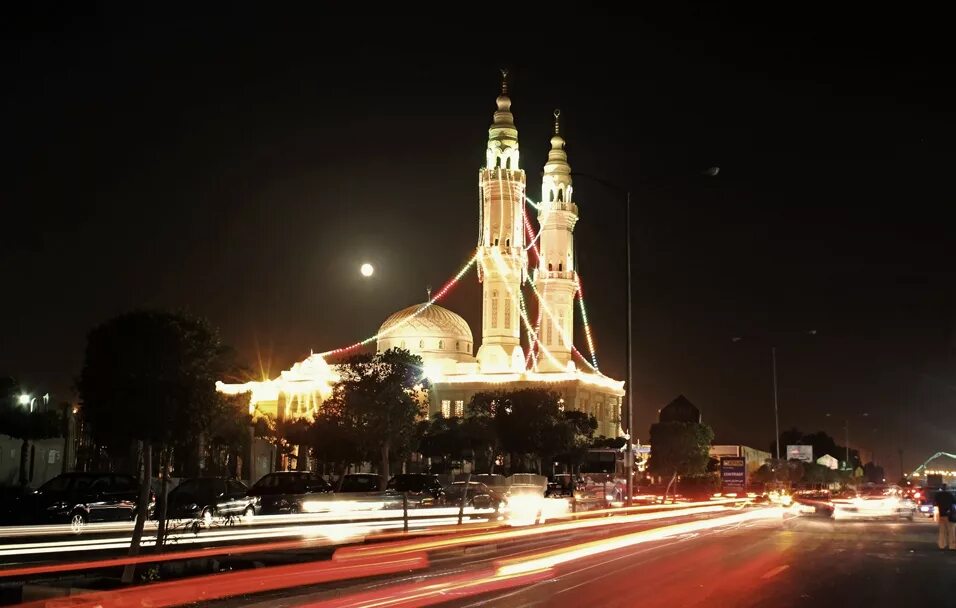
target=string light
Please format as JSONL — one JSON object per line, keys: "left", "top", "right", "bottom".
{"left": 575, "top": 272, "right": 599, "bottom": 370}
{"left": 318, "top": 253, "right": 478, "bottom": 359}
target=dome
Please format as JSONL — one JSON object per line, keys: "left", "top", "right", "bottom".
{"left": 376, "top": 303, "right": 475, "bottom": 363}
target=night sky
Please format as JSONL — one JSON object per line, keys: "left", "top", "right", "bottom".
{"left": 3, "top": 8, "right": 954, "bottom": 476}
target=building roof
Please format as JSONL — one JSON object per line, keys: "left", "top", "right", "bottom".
{"left": 658, "top": 394, "right": 702, "bottom": 423}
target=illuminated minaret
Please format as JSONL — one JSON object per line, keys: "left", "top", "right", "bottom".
{"left": 534, "top": 110, "right": 578, "bottom": 372}
{"left": 476, "top": 70, "right": 528, "bottom": 373}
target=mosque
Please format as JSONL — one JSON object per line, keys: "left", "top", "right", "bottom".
{"left": 218, "top": 74, "right": 625, "bottom": 439}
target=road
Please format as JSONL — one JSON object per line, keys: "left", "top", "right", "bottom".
{"left": 221, "top": 513, "right": 955, "bottom": 608}
{"left": 8, "top": 506, "right": 954, "bottom": 607}
{"left": 451, "top": 517, "right": 955, "bottom": 608}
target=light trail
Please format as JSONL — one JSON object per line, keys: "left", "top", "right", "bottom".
{"left": 333, "top": 503, "right": 737, "bottom": 562}
{"left": 301, "top": 507, "right": 784, "bottom": 608}
{"left": 15, "top": 553, "right": 430, "bottom": 608}
{"left": 0, "top": 507, "right": 498, "bottom": 560}
{"left": 495, "top": 507, "right": 784, "bottom": 576}
{"left": 0, "top": 516, "right": 503, "bottom": 579}
{"left": 297, "top": 567, "right": 553, "bottom": 608}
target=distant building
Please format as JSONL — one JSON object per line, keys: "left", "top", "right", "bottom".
{"left": 710, "top": 445, "right": 771, "bottom": 485}
{"left": 658, "top": 395, "right": 702, "bottom": 424}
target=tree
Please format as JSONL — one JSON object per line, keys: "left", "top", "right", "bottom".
{"left": 417, "top": 413, "right": 468, "bottom": 473}
{"left": 465, "top": 392, "right": 505, "bottom": 474}
{"left": 77, "top": 310, "right": 235, "bottom": 580}
{"left": 648, "top": 420, "right": 714, "bottom": 500}
{"left": 309, "top": 398, "right": 363, "bottom": 489}
{"left": 328, "top": 348, "right": 427, "bottom": 489}
{"left": 543, "top": 410, "right": 597, "bottom": 474}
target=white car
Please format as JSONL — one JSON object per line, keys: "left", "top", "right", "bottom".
{"left": 831, "top": 485, "right": 915, "bottom": 521}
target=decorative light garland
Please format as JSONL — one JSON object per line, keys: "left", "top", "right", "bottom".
{"left": 318, "top": 253, "right": 478, "bottom": 358}
{"left": 575, "top": 272, "right": 600, "bottom": 370}
{"left": 483, "top": 236, "right": 564, "bottom": 371}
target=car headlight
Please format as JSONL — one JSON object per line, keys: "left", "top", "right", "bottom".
{"left": 187, "top": 503, "right": 198, "bottom": 511}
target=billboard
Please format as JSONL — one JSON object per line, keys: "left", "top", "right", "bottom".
{"left": 787, "top": 445, "right": 813, "bottom": 463}
{"left": 720, "top": 456, "right": 746, "bottom": 490}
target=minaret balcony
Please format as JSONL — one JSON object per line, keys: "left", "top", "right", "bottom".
{"left": 537, "top": 270, "right": 576, "bottom": 281}
{"left": 540, "top": 201, "right": 578, "bottom": 215}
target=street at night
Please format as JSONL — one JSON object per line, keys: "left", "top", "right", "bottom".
{"left": 3, "top": 7, "right": 956, "bottom": 608}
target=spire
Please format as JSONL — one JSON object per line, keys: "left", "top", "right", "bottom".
{"left": 486, "top": 69, "right": 519, "bottom": 169}
{"left": 543, "top": 109, "right": 572, "bottom": 201}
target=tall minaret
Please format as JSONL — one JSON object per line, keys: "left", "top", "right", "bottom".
{"left": 476, "top": 70, "right": 528, "bottom": 373}
{"left": 534, "top": 110, "right": 579, "bottom": 372}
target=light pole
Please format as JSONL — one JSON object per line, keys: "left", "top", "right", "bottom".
{"left": 771, "top": 346, "right": 780, "bottom": 461}
{"left": 733, "top": 331, "right": 815, "bottom": 461}
{"left": 569, "top": 172, "right": 633, "bottom": 506}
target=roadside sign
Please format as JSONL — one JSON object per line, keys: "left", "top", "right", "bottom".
{"left": 721, "top": 456, "right": 746, "bottom": 490}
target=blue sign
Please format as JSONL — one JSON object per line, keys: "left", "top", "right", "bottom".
{"left": 721, "top": 456, "right": 746, "bottom": 490}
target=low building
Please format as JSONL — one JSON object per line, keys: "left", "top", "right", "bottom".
{"left": 709, "top": 445, "right": 771, "bottom": 485}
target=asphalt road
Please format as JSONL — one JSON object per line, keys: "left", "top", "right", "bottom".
{"left": 449, "top": 516, "right": 955, "bottom": 608}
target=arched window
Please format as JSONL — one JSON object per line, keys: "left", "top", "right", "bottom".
{"left": 557, "top": 188, "right": 563, "bottom": 202}
{"left": 548, "top": 263, "right": 553, "bottom": 271}
{"left": 504, "top": 297, "right": 511, "bottom": 329}
{"left": 438, "top": 340, "right": 444, "bottom": 349}
{"left": 494, "top": 238, "right": 499, "bottom": 246}
{"left": 505, "top": 238, "right": 510, "bottom": 247}
{"left": 456, "top": 341, "right": 460, "bottom": 350}
{"left": 491, "top": 290, "right": 499, "bottom": 328}
{"left": 558, "top": 263, "right": 563, "bottom": 271}
{"left": 419, "top": 339, "right": 424, "bottom": 349}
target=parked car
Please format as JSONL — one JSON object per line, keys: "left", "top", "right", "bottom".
{"left": 166, "top": 477, "right": 257, "bottom": 524}
{"left": 444, "top": 481, "right": 506, "bottom": 511}
{"left": 247, "top": 471, "right": 332, "bottom": 514}
{"left": 338, "top": 474, "right": 383, "bottom": 493}
{"left": 385, "top": 474, "right": 446, "bottom": 507}
{"left": 18, "top": 472, "right": 150, "bottom": 529}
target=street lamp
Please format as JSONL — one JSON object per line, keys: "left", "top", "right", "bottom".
{"left": 732, "top": 331, "right": 816, "bottom": 461}
{"left": 18, "top": 393, "right": 47, "bottom": 413}
{"left": 569, "top": 172, "right": 633, "bottom": 506}
{"left": 573, "top": 169, "right": 718, "bottom": 506}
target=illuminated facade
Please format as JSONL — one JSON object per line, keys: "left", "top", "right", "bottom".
{"left": 217, "top": 74, "right": 625, "bottom": 437}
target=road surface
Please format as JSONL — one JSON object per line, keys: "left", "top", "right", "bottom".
{"left": 223, "top": 514, "right": 955, "bottom": 608}
{"left": 450, "top": 516, "right": 956, "bottom": 608}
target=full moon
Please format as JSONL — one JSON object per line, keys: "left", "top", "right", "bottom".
{"left": 360, "top": 263, "right": 374, "bottom": 277}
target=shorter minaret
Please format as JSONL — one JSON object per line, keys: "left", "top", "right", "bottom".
{"left": 534, "top": 110, "right": 578, "bottom": 372}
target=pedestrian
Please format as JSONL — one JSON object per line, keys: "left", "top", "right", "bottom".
{"left": 933, "top": 484, "right": 956, "bottom": 550}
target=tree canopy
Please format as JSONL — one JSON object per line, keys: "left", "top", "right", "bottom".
{"left": 648, "top": 420, "right": 714, "bottom": 491}
{"left": 77, "top": 310, "right": 235, "bottom": 454}
{"left": 324, "top": 348, "right": 427, "bottom": 488}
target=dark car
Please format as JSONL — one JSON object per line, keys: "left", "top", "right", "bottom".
{"left": 385, "top": 474, "right": 446, "bottom": 507}
{"left": 166, "top": 477, "right": 257, "bottom": 524}
{"left": 444, "top": 481, "right": 505, "bottom": 511}
{"left": 338, "top": 474, "right": 383, "bottom": 493}
{"left": 247, "top": 471, "right": 332, "bottom": 514}
{"left": 21, "top": 472, "right": 149, "bottom": 530}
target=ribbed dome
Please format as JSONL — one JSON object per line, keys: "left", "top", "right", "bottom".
{"left": 376, "top": 303, "right": 475, "bottom": 362}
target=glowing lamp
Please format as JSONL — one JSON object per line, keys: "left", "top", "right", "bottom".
{"left": 18, "top": 394, "right": 31, "bottom": 406}
{"left": 360, "top": 263, "right": 374, "bottom": 277}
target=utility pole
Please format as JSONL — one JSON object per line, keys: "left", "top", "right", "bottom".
{"left": 771, "top": 346, "right": 780, "bottom": 461}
